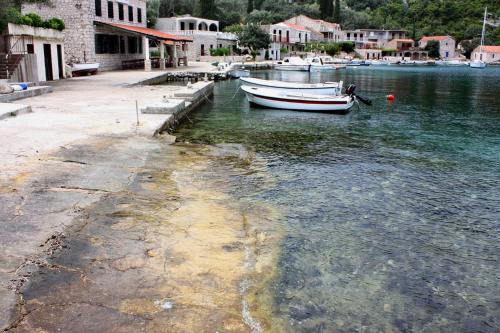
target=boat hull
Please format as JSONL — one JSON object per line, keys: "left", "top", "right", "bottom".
{"left": 470, "top": 61, "right": 487, "bottom": 69}
{"left": 239, "top": 77, "right": 341, "bottom": 95}
{"left": 275, "top": 64, "right": 311, "bottom": 71}
{"left": 242, "top": 86, "right": 354, "bottom": 113}
{"left": 72, "top": 63, "right": 99, "bottom": 76}
{"left": 229, "top": 69, "right": 250, "bottom": 78}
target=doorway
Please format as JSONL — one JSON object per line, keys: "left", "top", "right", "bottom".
{"left": 57, "top": 44, "right": 63, "bottom": 79}
{"left": 43, "top": 44, "right": 53, "bottom": 81}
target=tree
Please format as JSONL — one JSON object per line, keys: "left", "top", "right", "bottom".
{"left": 324, "top": 43, "right": 340, "bottom": 56}
{"left": 425, "top": 40, "right": 440, "bottom": 58}
{"left": 146, "top": 0, "right": 160, "bottom": 28}
{"left": 238, "top": 23, "right": 271, "bottom": 60}
{"left": 460, "top": 38, "right": 480, "bottom": 59}
{"left": 333, "top": 0, "right": 340, "bottom": 22}
{"left": 199, "top": 0, "right": 216, "bottom": 19}
{"left": 247, "top": 0, "right": 253, "bottom": 14}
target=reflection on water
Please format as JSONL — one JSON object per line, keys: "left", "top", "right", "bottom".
{"left": 175, "top": 67, "right": 500, "bottom": 332}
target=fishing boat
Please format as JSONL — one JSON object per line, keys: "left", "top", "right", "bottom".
{"left": 470, "top": 7, "right": 488, "bottom": 69}
{"left": 347, "top": 60, "right": 370, "bottom": 67}
{"left": 275, "top": 57, "right": 311, "bottom": 71}
{"left": 71, "top": 63, "right": 99, "bottom": 76}
{"left": 239, "top": 77, "right": 343, "bottom": 95}
{"left": 241, "top": 85, "right": 355, "bottom": 113}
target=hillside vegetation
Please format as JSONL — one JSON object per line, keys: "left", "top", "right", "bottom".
{"left": 147, "top": 0, "right": 499, "bottom": 45}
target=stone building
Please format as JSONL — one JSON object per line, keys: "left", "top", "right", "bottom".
{"left": 22, "top": 0, "right": 191, "bottom": 71}
{"left": 419, "top": 36, "right": 456, "bottom": 59}
{"left": 155, "top": 15, "right": 238, "bottom": 61}
{"left": 261, "top": 22, "right": 312, "bottom": 60}
{"left": 471, "top": 45, "right": 500, "bottom": 63}
{"left": 343, "top": 29, "right": 407, "bottom": 48}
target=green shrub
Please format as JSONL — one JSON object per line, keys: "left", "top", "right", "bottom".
{"left": 45, "top": 17, "right": 65, "bottom": 31}
{"left": 23, "top": 13, "right": 44, "bottom": 27}
{"left": 339, "top": 41, "right": 355, "bottom": 53}
{"left": 18, "top": 15, "right": 33, "bottom": 26}
{"left": 280, "top": 47, "right": 288, "bottom": 54}
{"left": 5, "top": 7, "right": 22, "bottom": 24}
{"left": 324, "top": 43, "right": 341, "bottom": 56}
{"left": 209, "top": 47, "right": 230, "bottom": 56}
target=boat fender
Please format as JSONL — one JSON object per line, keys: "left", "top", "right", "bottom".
{"left": 345, "top": 84, "right": 356, "bottom": 95}
{"left": 387, "top": 94, "right": 395, "bottom": 101}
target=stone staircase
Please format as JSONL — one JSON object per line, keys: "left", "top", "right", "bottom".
{"left": 0, "top": 54, "right": 24, "bottom": 80}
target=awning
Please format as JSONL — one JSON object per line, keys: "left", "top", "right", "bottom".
{"left": 95, "top": 21, "right": 193, "bottom": 43}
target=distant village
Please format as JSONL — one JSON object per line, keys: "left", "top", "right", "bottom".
{"left": 1, "top": 0, "right": 499, "bottom": 82}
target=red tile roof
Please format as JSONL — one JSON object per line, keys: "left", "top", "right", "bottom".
{"left": 481, "top": 45, "right": 500, "bottom": 53}
{"left": 96, "top": 21, "right": 193, "bottom": 42}
{"left": 420, "top": 36, "right": 450, "bottom": 42}
{"left": 282, "top": 22, "right": 309, "bottom": 31}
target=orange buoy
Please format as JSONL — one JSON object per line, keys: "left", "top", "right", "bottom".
{"left": 387, "top": 94, "right": 395, "bottom": 101}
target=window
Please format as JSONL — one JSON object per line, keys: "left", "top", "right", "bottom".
{"left": 107, "top": 1, "right": 113, "bottom": 18}
{"left": 95, "top": 34, "right": 119, "bottom": 54}
{"left": 137, "top": 8, "right": 142, "bottom": 23}
{"left": 128, "top": 6, "right": 133, "bottom": 21}
{"left": 118, "top": 3, "right": 124, "bottom": 20}
{"left": 180, "top": 22, "right": 185, "bottom": 30}
{"left": 95, "top": 0, "right": 102, "bottom": 16}
{"left": 120, "top": 36, "right": 125, "bottom": 53}
{"left": 347, "top": 33, "right": 350, "bottom": 39}
{"left": 128, "top": 36, "right": 137, "bottom": 53}
{"left": 189, "top": 22, "right": 194, "bottom": 30}
{"left": 27, "top": 44, "right": 34, "bottom": 54}
{"left": 138, "top": 37, "right": 142, "bottom": 53}
{"left": 210, "top": 45, "right": 213, "bottom": 49}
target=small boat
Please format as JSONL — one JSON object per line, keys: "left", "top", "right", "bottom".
{"left": 229, "top": 68, "right": 250, "bottom": 78}
{"left": 241, "top": 85, "right": 355, "bottom": 113}
{"left": 71, "top": 63, "right": 99, "bottom": 76}
{"left": 347, "top": 60, "right": 370, "bottom": 67}
{"left": 470, "top": 7, "right": 488, "bottom": 69}
{"left": 367, "top": 60, "right": 389, "bottom": 66}
{"left": 275, "top": 57, "right": 310, "bottom": 71}
{"left": 239, "top": 77, "right": 342, "bottom": 95}
{"left": 306, "top": 57, "right": 335, "bottom": 70}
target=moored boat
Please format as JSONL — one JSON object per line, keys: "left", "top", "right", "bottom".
{"left": 241, "top": 85, "right": 355, "bottom": 113}
{"left": 306, "top": 57, "right": 336, "bottom": 70}
{"left": 71, "top": 63, "right": 99, "bottom": 76}
{"left": 275, "top": 57, "right": 311, "bottom": 71}
{"left": 470, "top": 7, "right": 488, "bottom": 69}
{"left": 229, "top": 69, "right": 250, "bottom": 78}
{"left": 239, "top": 77, "right": 343, "bottom": 95}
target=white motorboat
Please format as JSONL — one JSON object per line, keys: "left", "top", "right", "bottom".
{"left": 436, "top": 60, "right": 468, "bottom": 66}
{"left": 367, "top": 60, "right": 389, "bottom": 66}
{"left": 229, "top": 69, "right": 250, "bottom": 78}
{"left": 239, "top": 77, "right": 343, "bottom": 95}
{"left": 241, "top": 85, "right": 355, "bottom": 113}
{"left": 306, "top": 57, "right": 335, "bottom": 70}
{"left": 71, "top": 63, "right": 99, "bottom": 76}
{"left": 470, "top": 7, "right": 488, "bottom": 69}
{"left": 275, "top": 57, "right": 311, "bottom": 71}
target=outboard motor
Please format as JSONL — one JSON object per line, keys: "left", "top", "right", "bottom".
{"left": 345, "top": 83, "right": 372, "bottom": 106}
{"left": 345, "top": 84, "right": 356, "bottom": 96}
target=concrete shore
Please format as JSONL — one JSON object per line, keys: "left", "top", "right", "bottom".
{"left": 0, "top": 65, "right": 281, "bottom": 332}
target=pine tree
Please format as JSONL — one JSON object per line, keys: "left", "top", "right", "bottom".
{"left": 333, "top": 0, "right": 340, "bottom": 22}
{"left": 199, "top": 0, "right": 215, "bottom": 19}
{"left": 247, "top": 0, "right": 254, "bottom": 14}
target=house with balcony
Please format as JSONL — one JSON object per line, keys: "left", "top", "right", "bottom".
{"left": 285, "top": 15, "right": 342, "bottom": 43}
{"left": 419, "top": 36, "right": 456, "bottom": 59}
{"left": 262, "top": 22, "right": 313, "bottom": 60}
{"left": 155, "top": 15, "right": 238, "bottom": 61}
{"left": 382, "top": 38, "right": 427, "bottom": 60}
{"left": 21, "top": 0, "right": 191, "bottom": 72}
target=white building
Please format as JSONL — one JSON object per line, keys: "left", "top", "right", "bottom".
{"left": 261, "top": 22, "right": 312, "bottom": 60}
{"left": 419, "top": 36, "right": 456, "bottom": 59}
{"left": 1, "top": 23, "right": 65, "bottom": 82}
{"left": 343, "top": 29, "right": 407, "bottom": 48}
{"left": 471, "top": 45, "right": 500, "bottom": 63}
{"left": 155, "top": 15, "right": 238, "bottom": 60}
{"left": 285, "top": 15, "right": 342, "bottom": 43}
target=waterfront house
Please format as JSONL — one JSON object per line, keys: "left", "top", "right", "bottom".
{"left": 343, "top": 29, "right": 408, "bottom": 60}
{"left": 261, "top": 22, "right": 313, "bottom": 60}
{"left": 419, "top": 36, "right": 456, "bottom": 59}
{"left": 471, "top": 45, "right": 500, "bottom": 63}
{"left": 285, "top": 15, "right": 342, "bottom": 43}
{"left": 155, "top": 15, "right": 238, "bottom": 61}
{"left": 1, "top": 23, "right": 65, "bottom": 82}
{"left": 21, "top": 0, "right": 191, "bottom": 72}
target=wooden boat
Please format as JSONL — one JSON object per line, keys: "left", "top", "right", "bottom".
{"left": 71, "top": 63, "right": 99, "bottom": 76}
{"left": 275, "top": 57, "right": 310, "bottom": 71}
{"left": 241, "top": 85, "right": 355, "bottom": 113}
{"left": 239, "top": 77, "right": 343, "bottom": 95}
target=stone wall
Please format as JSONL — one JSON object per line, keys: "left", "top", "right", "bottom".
{"left": 22, "top": 0, "right": 146, "bottom": 70}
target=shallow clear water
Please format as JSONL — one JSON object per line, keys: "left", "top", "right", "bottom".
{"left": 175, "top": 66, "right": 500, "bottom": 332}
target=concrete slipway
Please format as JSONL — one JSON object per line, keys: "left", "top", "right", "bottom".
{"left": 0, "top": 69, "right": 278, "bottom": 332}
